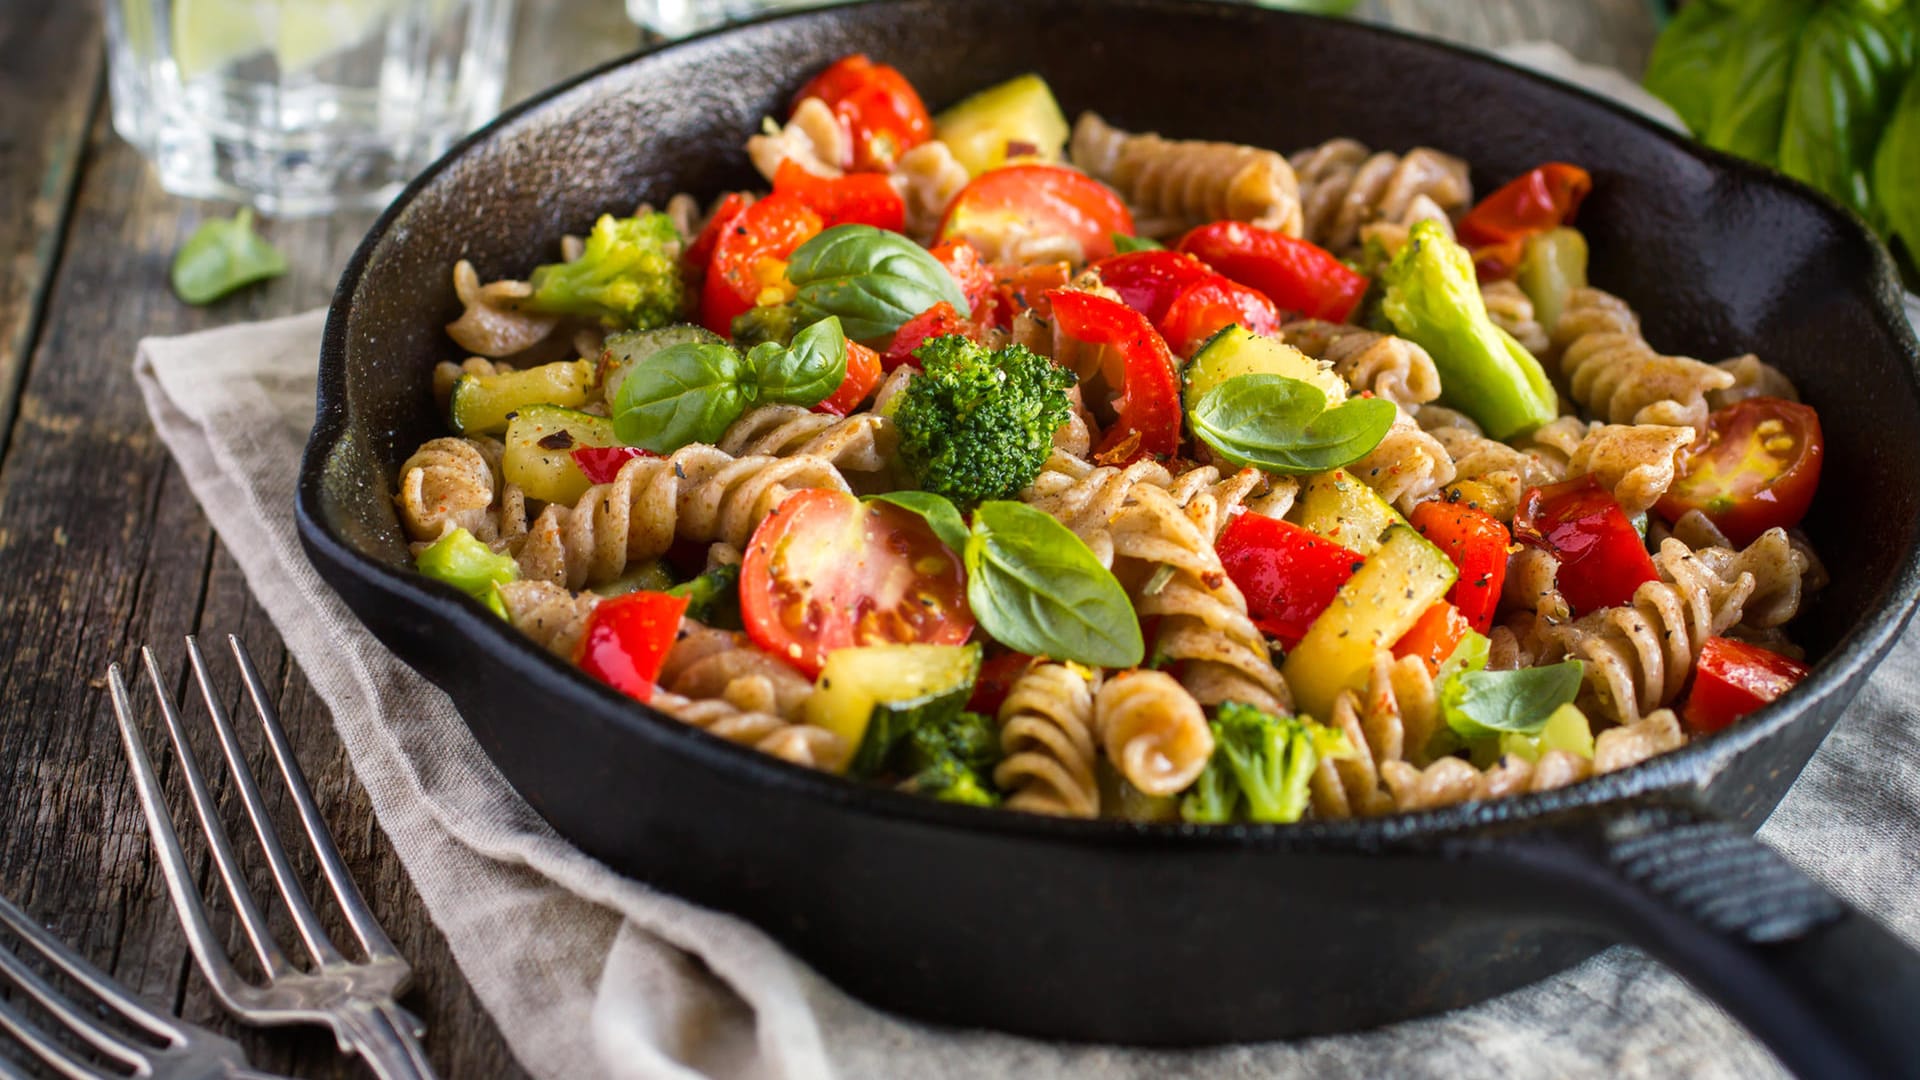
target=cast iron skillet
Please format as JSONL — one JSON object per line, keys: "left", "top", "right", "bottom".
{"left": 297, "top": 1, "right": 1920, "bottom": 1074}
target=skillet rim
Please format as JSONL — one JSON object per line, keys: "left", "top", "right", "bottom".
{"left": 298, "top": 0, "right": 1920, "bottom": 853}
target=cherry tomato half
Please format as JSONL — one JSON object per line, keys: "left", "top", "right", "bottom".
{"left": 682, "top": 191, "right": 751, "bottom": 291}
{"left": 792, "top": 53, "right": 932, "bottom": 172}
{"left": 939, "top": 164, "right": 1135, "bottom": 266}
{"left": 930, "top": 239, "right": 995, "bottom": 316}
{"left": 740, "top": 489, "right": 974, "bottom": 678}
{"left": 700, "top": 192, "right": 823, "bottom": 337}
{"left": 1654, "top": 397, "right": 1823, "bottom": 549}
{"left": 884, "top": 301, "right": 983, "bottom": 371}
{"left": 1681, "top": 636, "right": 1810, "bottom": 735}
{"left": 814, "top": 341, "right": 884, "bottom": 416}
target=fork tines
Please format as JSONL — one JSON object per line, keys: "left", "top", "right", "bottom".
{"left": 107, "top": 636, "right": 432, "bottom": 1079}
{"left": 0, "top": 889, "right": 264, "bottom": 1079}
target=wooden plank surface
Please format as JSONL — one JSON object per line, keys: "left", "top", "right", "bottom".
{"left": 0, "top": 2, "right": 1656, "bottom": 1077}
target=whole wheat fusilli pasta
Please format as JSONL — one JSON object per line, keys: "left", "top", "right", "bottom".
{"left": 1281, "top": 320, "right": 1442, "bottom": 410}
{"left": 1094, "top": 670, "right": 1214, "bottom": 797}
{"left": 1071, "top": 112, "right": 1302, "bottom": 238}
{"left": 995, "top": 662, "right": 1102, "bottom": 818}
{"left": 1550, "top": 287, "right": 1735, "bottom": 430}
{"left": 1288, "top": 137, "right": 1471, "bottom": 253}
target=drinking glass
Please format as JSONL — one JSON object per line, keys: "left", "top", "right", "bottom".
{"left": 105, "top": 0, "right": 516, "bottom": 216}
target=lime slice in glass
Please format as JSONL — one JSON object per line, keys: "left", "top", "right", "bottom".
{"left": 170, "top": 0, "right": 272, "bottom": 81}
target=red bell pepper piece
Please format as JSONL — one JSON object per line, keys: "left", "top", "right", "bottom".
{"left": 1158, "top": 275, "right": 1281, "bottom": 357}
{"left": 577, "top": 590, "right": 691, "bottom": 703}
{"left": 571, "top": 446, "right": 658, "bottom": 485}
{"left": 1048, "top": 288, "right": 1183, "bottom": 464}
{"left": 1513, "top": 475, "right": 1657, "bottom": 615}
{"left": 814, "top": 341, "right": 883, "bottom": 416}
{"left": 1216, "top": 512, "right": 1363, "bottom": 647}
{"left": 883, "top": 301, "right": 983, "bottom": 371}
{"left": 1409, "top": 500, "right": 1511, "bottom": 635}
{"left": 1457, "top": 163, "right": 1592, "bottom": 279}
{"left": 772, "top": 159, "right": 906, "bottom": 232}
{"left": 1681, "top": 636, "right": 1810, "bottom": 735}
{"left": 1088, "top": 249, "right": 1215, "bottom": 325}
{"left": 930, "top": 239, "right": 995, "bottom": 316}
{"left": 1176, "top": 221, "right": 1368, "bottom": 322}
{"left": 682, "top": 192, "right": 751, "bottom": 289}
{"left": 1392, "top": 602, "right": 1471, "bottom": 675}
{"left": 967, "top": 651, "right": 1037, "bottom": 715}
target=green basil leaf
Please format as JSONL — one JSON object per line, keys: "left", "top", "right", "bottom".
{"left": 611, "top": 342, "right": 749, "bottom": 452}
{"left": 1440, "top": 660, "right": 1585, "bottom": 743}
{"left": 1778, "top": 1, "right": 1915, "bottom": 225}
{"left": 1644, "top": 0, "right": 1747, "bottom": 136}
{"left": 963, "top": 501, "right": 1143, "bottom": 668}
{"left": 1700, "top": 0, "right": 1818, "bottom": 165}
{"left": 751, "top": 315, "right": 848, "bottom": 406}
{"left": 170, "top": 208, "right": 289, "bottom": 305}
{"left": 866, "top": 490, "right": 971, "bottom": 553}
{"left": 1874, "top": 67, "right": 1920, "bottom": 257}
{"left": 787, "top": 224, "right": 971, "bottom": 342}
{"left": 1111, "top": 233, "right": 1164, "bottom": 253}
{"left": 1189, "top": 374, "right": 1397, "bottom": 474}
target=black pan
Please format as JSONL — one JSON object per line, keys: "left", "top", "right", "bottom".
{"left": 296, "top": 2, "right": 1920, "bottom": 1075}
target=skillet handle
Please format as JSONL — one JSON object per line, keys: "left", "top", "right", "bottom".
{"left": 1458, "top": 804, "right": 1920, "bottom": 1080}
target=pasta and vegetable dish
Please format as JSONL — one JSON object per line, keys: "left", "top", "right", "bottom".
{"left": 394, "top": 56, "right": 1826, "bottom": 823}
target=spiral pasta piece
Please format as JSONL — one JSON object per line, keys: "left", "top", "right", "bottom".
{"left": 889, "top": 140, "right": 971, "bottom": 244}
{"left": 746, "top": 96, "right": 848, "bottom": 181}
{"left": 446, "top": 260, "right": 560, "bottom": 358}
{"left": 994, "top": 662, "right": 1102, "bottom": 818}
{"left": 1288, "top": 137, "right": 1471, "bottom": 253}
{"left": 496, "top": 580, "right": 599, "bottom": 659}
{"left": 1281, "top": 320, "right": 1441, "bottom": 410}
{"left": 719, "top": 406, "right": 897, "bottom": 474}
{"left": 1093, "top": 670, "right": 1213, "bottom": 797}
{"left": 1481, "top": 279, "right": 1550, "bottom": 357}
{"left": 1591, "top": 710, "right": 1686, "bottom": 774}
{"left": 1709, "top": 353, "right": 1799, "bottom": 410}
{"left": 516, "top": 446, "right": 852, "bottom": 589}
{"left": 1070, "top": 112, "right": 1302, "bottom": 238}
{"left": 1350, "top": 409, "right": 1456, "bottom": 514}
{"left": 1684, "top": 527, "right": 1819, "bottom": 631}
{"left": 398, "top": 437, "right": 501, "bottom": 545}
{"left": 1541, "top": 539, "right": 1756, "bottom": 724}
{"left": 1417, "top": 421, "right": 1565, "bottom": 522}
{"left": 651, "top": 691, "right": 849, "bottom": 772}
{"left": 1549, "top": 287, "right": 1735, "bottom": 429}
{"left": 1567, "top": 423, "right": 1695, "bottom": 516}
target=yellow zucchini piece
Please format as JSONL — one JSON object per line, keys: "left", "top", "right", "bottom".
{"left": 1291, "top": 468, "right": 1408, "bottom": 556}
{"left": 1282, "top": 525, "right": 1457, "bottom": 720}
{"left": 449, "top": 358, "right": 594, "bottom": 435}
{"left": 804, "top": 643, "right": 980, "bottom": 775}
{"left": 1184, "top": 325, "right": 1348, "bottom": 408}
{"left": 933, "top": 73, "right": 1070, "bottom": 176}
{"left": 501, "top": 404, "right": 621, "bottom": 504}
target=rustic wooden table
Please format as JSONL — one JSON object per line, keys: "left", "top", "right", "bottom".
{"left": 0, "top": 1, "right": 1655, "bottom": 1075}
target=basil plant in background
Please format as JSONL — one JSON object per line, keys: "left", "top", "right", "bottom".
{"left": 1645, "top": 0, "right": 1920, "bottom": 276}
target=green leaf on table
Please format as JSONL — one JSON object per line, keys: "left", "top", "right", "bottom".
{"left": 962, "top": 500, "right": 1142, "bottom": 668}
{"left": 1188, "top": 373, "right": 1396, "bottom": 475}
{"left": 787, "top": 224, "right": 971, "bottom": 341}
{"left": 170, "top": 208, "right": 288, "bottom": 305}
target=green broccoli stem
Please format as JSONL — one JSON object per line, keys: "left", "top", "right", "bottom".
{"left": 524, "top": 212, "right": 686, "bottom": 330}
{"left": 1380, "top": 220, "right": 1559, "bottom": 440}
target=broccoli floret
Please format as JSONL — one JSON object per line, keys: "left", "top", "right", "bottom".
{"left": 730, "top": 303, "right": 805, "bottom": 349}
{"left": 897, "top": 709, "right": 1002, "bottom": 807}
{"left": 414, "top": 527, "right": 518, "bottom": 619}
{"left": 666, "top": 562, "right": 742, "bottom": 630}
{"left": 893, "top": 335, "right": 1075, "bottom": 508}
{"left": 526, "top": 213, "right": 685, "bottom": 329}
{"left": 1179, "top": 702, "right": 1352, "bottom": 825}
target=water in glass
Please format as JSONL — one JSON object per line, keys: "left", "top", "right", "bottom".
{"left": 105, "top": 0, "right": 515, "bottom": 215}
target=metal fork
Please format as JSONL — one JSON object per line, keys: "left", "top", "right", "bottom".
{"left": 107, "top": 636, "right": 437, "bottom": 1080}
{"left": 0, "top": 889, "right": 281, "bottom": 1080}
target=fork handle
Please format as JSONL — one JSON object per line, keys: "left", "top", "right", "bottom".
{"left": 335, "top": 999, "right": 438, "bottom": 1080}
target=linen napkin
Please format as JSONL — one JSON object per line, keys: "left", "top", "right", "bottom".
{"left": 131, "top": 47, "right": 1920, "bottom": 1080}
